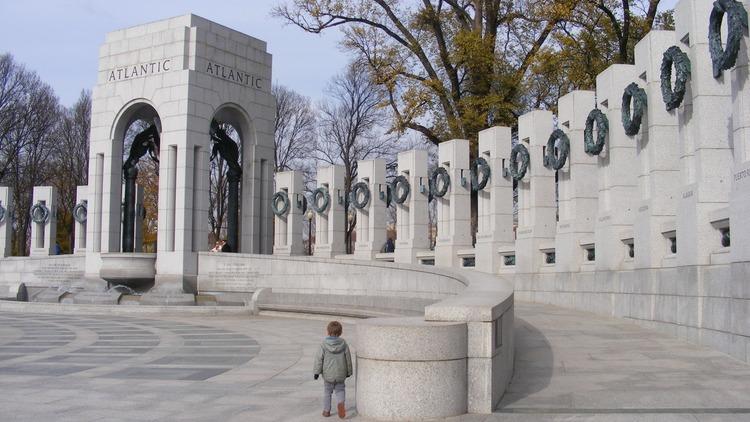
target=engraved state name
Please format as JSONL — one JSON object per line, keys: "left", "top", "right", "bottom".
{"left": 204, "top": 61, "right": 262, "bottom": 89}
{"left": 107, "top": 59, "right": 171, "bottom": 82}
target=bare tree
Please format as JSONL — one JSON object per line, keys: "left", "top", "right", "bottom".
{"left": 0, "top": 55, "right": 61, "bottom": 255}
{"left": 315, "top": 62, "right": 398, "bottom": 253}
{"left": 274, "top": 84, "right": 316, "bottom": 172}
{"left": 52, "top": 90, "right": 91, "bottom": 252}
{"left": 0, "top": 54, "right": 35, "bottom": 181}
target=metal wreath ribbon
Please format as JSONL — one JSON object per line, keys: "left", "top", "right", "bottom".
{"left": 621, "top": 82, "right": 647, "bottom": 136}
{"left": 271, "top": 191, "right": 290, "bottom": 216}
{"left": 391, "top": 175, "right": 410, "bottom": 204}
{"left": 584, "top": 108, "right": 608, "bottom": 155}
{"left": 430, "top": 167, "right": 451, "bottom": 198}
{"left": 30, "top": 202, "right": 50, "bottom": 224}
{"left": 471, "top": 157, "right": 491, "bottom": 191}
{"left": 311, "top": 187, "right": 330, "bottom": 213}
{"left": 709, "top": 0, "right": 749, "bottom": 78}
{"left": 351, "top": 182, "right": 371, "bottom": 209}
{"left": 509, "top": 143, "right": 530, "bottom": 181}
{"left": 544, "top": 129, "right": 570, "bottom": 171}
{"left": 661, "top": 46, "right": 691, "bottom": 111}
{"left": 72, "top": 201, "right": 88, "bottom": 224}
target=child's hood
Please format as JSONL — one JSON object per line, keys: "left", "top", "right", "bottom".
{"left": 323, "top": 336, "right": 347, "bottom": 354}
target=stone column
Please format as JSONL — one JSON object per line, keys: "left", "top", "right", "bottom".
{"left": 74, "top": 186, "right": 88, "bottom": 255}
{"left": 675, "top": 0, "right": 734, "bottom": 266}
{"left": 29, "top": 186, "right": 57, "bottom": 257}
{"left": 394, "top": 149, "right": 431, "bottom": 264}
{"left": 434, "top": 139, "right": 472, "bottom": 268}
{"left": 314, "top": 164, "right": 347, "bottom": 258}
{"left": 555, "top": 91, "right": 598, "bottom": 272}
{"left": 0, "top": 187, "right": 13, "bottom": 257}
{"left": 515, "top": 110, "right": 556, "bottom": 274}
{"left": 594, "top": 64, "right": 639, "bottom": 271}
{"left": 354, "top": 159, "right": 387, "bottom": 259}
{"left": 730, "top": 0, "right": 750, "bottom": 361}
{"left": 633, "top": 31, "right": 681, "bottom": 269}
{"left": 475, "top": 127, "right": 514, "bottom": 274}
{"left": 273, "top": 170, "right": 305, "bottom": 256}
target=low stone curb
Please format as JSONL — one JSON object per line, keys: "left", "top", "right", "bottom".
{"left": 0, "top": 300, "right": 252, "bottom": 317}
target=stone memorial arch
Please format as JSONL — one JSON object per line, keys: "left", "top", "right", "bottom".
{"left": 86, "top": 15, "right": 274, "bottom": 293}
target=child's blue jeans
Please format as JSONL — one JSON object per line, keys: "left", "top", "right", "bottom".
{"left": 323, "top": 380, "right": 345, "bottom": 412}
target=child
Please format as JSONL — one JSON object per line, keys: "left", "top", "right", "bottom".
{"left": 313, "top": 321, "right": 353, "bottom": 418}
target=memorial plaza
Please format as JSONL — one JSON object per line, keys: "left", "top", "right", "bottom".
{"left": 2, "top": 303, "right": 750, "bottom": 421}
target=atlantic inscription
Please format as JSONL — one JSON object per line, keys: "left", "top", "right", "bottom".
{"left": 204, "top": 61, "right": 262, "bottom": 89}
{"left": 107, "top": 59, "right": 171, "bottom": 82}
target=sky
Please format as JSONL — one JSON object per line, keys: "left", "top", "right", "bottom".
{"left": 0, "top": 0, "right": 347, "bottom": 106}
{"left": 0, "top": 0, "right": 680, "bottom": 108}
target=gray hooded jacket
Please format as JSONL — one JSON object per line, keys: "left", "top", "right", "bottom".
{"left": 314, "top": 336, "right": 353, "bottom": 383}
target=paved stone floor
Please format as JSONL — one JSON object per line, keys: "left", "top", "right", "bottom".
{"left": 0, "top": 303, "right": 749, "bottom": 421}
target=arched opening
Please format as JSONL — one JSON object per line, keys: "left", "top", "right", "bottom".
{"left": 113, "top": 102, "right": 161, "bottom": 253}
{"left": 208, "top": 104, "right": 251, "bottom": 253}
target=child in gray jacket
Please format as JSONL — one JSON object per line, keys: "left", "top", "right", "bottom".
{"left": 313, "top": 321, "right": 353, "bottom": 418}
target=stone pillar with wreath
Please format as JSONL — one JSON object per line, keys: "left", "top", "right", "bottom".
{"left": 474, "top": 126, "right": 513, "bottom": 274}
{"left": 73, "top": 185, "right": 88, "bottom": 255}
{"left": 29, "top": 186, "right": 57, "bottom": 257}
{"left": 272, "top": 170, "right": 305, "bottom": 256}
{"left": 393, "top": 149, "right": 431, "bottom": 264}
{"left": 313, "top": 164, "right": 347, "bottom": 258}
{"left": 730, "top": 0, "right": 750, "bottom": 267}
{"left": 515, "top": 110, "right": 557, "bottom": 274}
{"left": 592, "top": 64, "right": 639, "bottom": 271}
{"left": 0, "top": 186, "right": 13, "bottom": 257}
{"left": 433, "top": 139, "right": 472, "bottom": 268}
{"left": 632, "top": 30, "right": 683, "bottom": 269}
{"left": 674, "top": 0, "right": 736, "bottom": 266}
{"left": 553, "top": 90, "right": 598, "bottom": 272}
{"left": 353, "top": 159, "right": 387, "bottom": 260}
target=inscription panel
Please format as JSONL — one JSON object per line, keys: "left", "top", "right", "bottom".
{"left": 30, "top": 261, "right": 85, "bottom": 287}
{"left": 205, "top": 261, "right": 260, "bottom": 292}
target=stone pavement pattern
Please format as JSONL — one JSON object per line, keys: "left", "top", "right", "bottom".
{"left": 0, "top": 303, "right": 749, "bottom": 421}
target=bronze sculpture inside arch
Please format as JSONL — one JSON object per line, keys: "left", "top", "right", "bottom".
{"left": 210, "top": 120, "right": 243, "bottom": 252}
{"left": 122, "top": 124, "right": 160, "bottom": 253}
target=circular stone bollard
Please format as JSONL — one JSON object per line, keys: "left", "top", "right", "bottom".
{"left": 356, "top": 317, "right": 467, "bottom": 421}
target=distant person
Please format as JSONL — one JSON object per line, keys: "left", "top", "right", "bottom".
{"left": 54, "top": 241, "right": 62, "bottom": 255}
{"left": 211, "top": 240, "right": 222, "bottom": 252}
{"left": 220, "top": 240, "right": 231, "bottom": 253}
{"left": 383, "top": 238, "right": 395, "bottom": 253}
{"left": 313, "top": 321, "right": 352, "bottom": 418}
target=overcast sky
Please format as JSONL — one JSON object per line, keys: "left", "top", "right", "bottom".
{"left": 1, "top": 0, "right": 678, "bottom": 107}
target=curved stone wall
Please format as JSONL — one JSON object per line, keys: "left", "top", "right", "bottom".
{"left": 197, "top": 252, "right": 467, "bottom": 300}
{"left": 514, "top": 263, "right": 749, "bottom": 363}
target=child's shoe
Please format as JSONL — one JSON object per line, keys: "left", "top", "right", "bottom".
{"left": 337, "top": 402, "right": 346, "bottom": 419}
{"left": 322, "top": 410, "right": 331, "bottom": 417}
